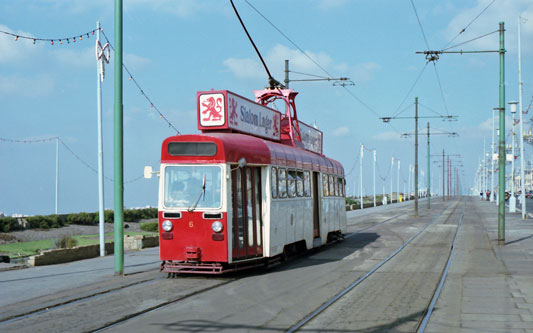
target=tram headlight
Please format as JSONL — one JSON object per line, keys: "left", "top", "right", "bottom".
{"left": 211, "top": 221, "right": 223, "bottom": 233}
{"left": 162, "top": 220, "right": 173, "bottom": 232}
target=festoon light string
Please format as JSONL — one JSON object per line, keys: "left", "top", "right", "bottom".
{"left": 0, "top": 137, "right": 144, "bottom": 184}
{"left": 1, "top": 25, "right": 180, "bottom": 135}
{"left": 0, "top": 28, "right": 98, "bottom": 45}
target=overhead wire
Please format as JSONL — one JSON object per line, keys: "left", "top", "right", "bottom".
{"left": 441, "top": 0, "right": 497, "bottom": 50}
{"left": 392, "top": 62, "right": 429, "bottom": 118}
{"left": 441, "top": 30, "right": 499, "bottom": 52}
{"left": 100, "top": 30, "right": 180, "bottom": 135}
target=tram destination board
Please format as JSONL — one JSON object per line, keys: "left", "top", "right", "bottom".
{"left": 197, "top": 90, "right": 281, "bottom": 141}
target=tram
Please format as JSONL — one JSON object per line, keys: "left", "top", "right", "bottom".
{"left": 154, "top": 88, "right": 347, "bottom": 274}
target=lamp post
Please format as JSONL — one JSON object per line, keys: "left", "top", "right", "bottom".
{"left": 509, "top": 101, "right": 518, "bottom": 213}
{"left": 491, "top": 107, "right": 495, "bottom": 202}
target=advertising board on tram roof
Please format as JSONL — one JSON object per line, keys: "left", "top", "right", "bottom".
{"left": 198, "top": 90, "right": 281, "bottom": 141}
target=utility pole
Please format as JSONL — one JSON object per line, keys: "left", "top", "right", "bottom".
{"left": 397, "top": 160, "right": 400, "bottom": 202}
{"left": 391, "top": 157, "right": 394, "bottom": 204}
{"left": 55, "top": 137, "right": 59, "bottom": 214}
{"left": 415, "top": 97, "right": 419, "bottom": 215}
{"left": 373, "top": 149, "right": 376, "bottom": 207}
{"left": 491, "top": 107, "right": 495, "bottom": 202}
{"left": 518, "top": 16, "right": 526, "bottom": 219}
{"left": 416, "top": 22, "right": 507, "bottom": 242}
{"left": 427, "top": 122, "right": 431, "bottom": 209}
{"left": 510, "top": 101, "right": 517, "bottom": 212}
{"left": 96, "top": 21, "right": 108, "bottom": 257}
{"left": 360, "top": 144, "right": 363, "bottom": 210}
{"left": 442, "top": 150, "right": 445, "bottom": 201}
{"left": 497, "top": 22, "right": 506, "bottom": 244}
{"left": 114, "top": 0, "right": 125, "bottom": 275}
{"left": 284, "top": 59, "right": 289, "bottom": 88}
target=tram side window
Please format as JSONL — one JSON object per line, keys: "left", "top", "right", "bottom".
{"left": 339, "top": 177, "right": 345, "bottom": 197}
{"left": 278, "top": 168, "right": 288, "bottom": 198}
{"left": 304, "top": 171, "right": 311, "bottom": 197}
{"left": 329, "top": 175, "right": 335, "bottom": 197}
{"left": 335, "top": 177, "right": 340, "bottom": 196}
{"left": 296, "top": 171, "right": 304, "bottom": 197}
{"left": 271, "top": 167, "right": 278, "bottom": 198}
{"left": 288, "top": 170, "right": 296, "bottom": 198}
{"left": 322, "top": 173, "right": 329, "bottom": 197}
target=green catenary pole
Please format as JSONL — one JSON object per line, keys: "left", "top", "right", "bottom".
{"left": 114, "top": 0, "right": 124, "bottom": 275}
{"left": 498, "top": 22, "right": 506, "bottom": 244}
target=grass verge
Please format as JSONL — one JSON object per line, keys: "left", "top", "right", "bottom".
{"left": 0, "top": 231, "right": 157, "bottom": 258}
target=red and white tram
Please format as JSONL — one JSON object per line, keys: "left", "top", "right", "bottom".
{"left": 157, "top": 88, "right": 346, "bottom": 274}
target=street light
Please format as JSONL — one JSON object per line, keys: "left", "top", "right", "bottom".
{"left": 509, "top": 101, "right": 519, "bottom": 213}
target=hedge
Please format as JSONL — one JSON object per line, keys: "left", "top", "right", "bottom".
{"left": 0, "top": 217, "right": 24, "bottom": 233}
{"left": 0, "top": 207, "right": 158, "bottom": 233}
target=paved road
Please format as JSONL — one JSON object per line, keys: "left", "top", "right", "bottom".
{"left": 2, "top": 197, "right": 532, "bottom": 332}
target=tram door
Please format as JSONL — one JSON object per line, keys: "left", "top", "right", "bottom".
{"left": 312, "top": 172, "right": 320, "bottom": 238}
{"left": 231, "top": 167, "right": 263, "bottom": 259}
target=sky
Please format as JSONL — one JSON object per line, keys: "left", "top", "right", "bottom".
{"left": 1, "top": 0, "right": 532, "bottom": 216}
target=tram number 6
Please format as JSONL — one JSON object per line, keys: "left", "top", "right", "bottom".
{"left": 189, "top": 221, "right": 194, "bottom": 228}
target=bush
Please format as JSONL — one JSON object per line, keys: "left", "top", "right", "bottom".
{"left": 104, "top": 210, "right": 114, "bottom": 223}
{"left": 55, "top": 235, "right": 78, "bottom": 249}
{"left": 140, "top": 221, "right": 158, "bottom": 232}
{"left": 0, "top": 217, "right": 22, "bottom": 233}
{"left": 66, "top": 212, "right": 95, "bottom": 225}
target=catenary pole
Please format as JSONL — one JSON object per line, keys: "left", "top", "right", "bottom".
{"left": 390, "top": 157, "right": 394, "bottom": 204}
{"left": 414, "top": 97, "right": 419, "bottom": 216}
{"left": 442, "top": 150, "right": 445, "bottom": 201}
{"left": 360, "top": 144, "right": 363, "bottom": 210}
{"left": 427, "top": 122, "right": 431, "bottom": 209}
{"left": 55, "top": 137, "right": 59, "bottom": 214}
{"left": 518, "top": 16, "right": 526, "bottom": 219}
{"left": 373, "top": 149, "right": 376, "bottom": 207}
{"left": 397, "top": 159, "right": 400, "bottom": 202}
{"left": 491, "top": 107, "right": 495, "bottom": 202}
{"left": 96, "top": 21, "right": 106, "bottom": 257}
{"left": 497, "top": 22, "right": 506, "bottom": 244}
{"left": 114, "top": 0, "right": 125, "bottom": 275}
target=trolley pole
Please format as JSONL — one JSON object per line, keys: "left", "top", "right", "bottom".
{"left": 114, "top": 0, "right": 125, "bottom": 275}
{"left": 414, "top": 97, "right": 419, "bottom": 216}
{"left": 497, "top": 21, "right": 506, "bottom": 244}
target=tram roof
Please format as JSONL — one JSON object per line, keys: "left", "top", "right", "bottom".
{"left": 162, "top": 133, "right": 344, "bottom": 176}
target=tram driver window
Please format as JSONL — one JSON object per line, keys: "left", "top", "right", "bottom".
{"left": 278, "top": 168, "right": 287, "bottom": 198}
{"left": 271, "top": 167, "right": 278, "bottom": 198}
{"left": 288, "top": 170, "right": 296, "bottom": 198}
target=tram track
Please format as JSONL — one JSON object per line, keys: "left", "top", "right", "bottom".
{"left": 0, "top": 270, "right": 235, "bottom": 331}
{"left": 288, "top": 200, "right": 461, "bottom": 332}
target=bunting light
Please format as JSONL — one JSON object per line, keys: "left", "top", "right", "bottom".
{"left": 0, "top": 28, "right": 99, "bottom": 46}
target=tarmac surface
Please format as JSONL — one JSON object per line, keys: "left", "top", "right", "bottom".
{"left": 0, "top": 196, "right": 532, "bottom": 332}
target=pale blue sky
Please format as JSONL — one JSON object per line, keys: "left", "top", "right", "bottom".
{"left": 1, "top": 0, "right": 532, "bottom": 215}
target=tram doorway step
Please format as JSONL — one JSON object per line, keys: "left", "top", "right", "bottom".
{"left": 313, "top": 237, "right": 322, "bottom": 248}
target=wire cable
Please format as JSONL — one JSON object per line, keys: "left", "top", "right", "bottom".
{"left": 100, "top": 30, "right": 180, "bottom": 135}
{"left": 392, "top": 62, "right": 429, "bottom": 118}
{"left": 442, "top": 30, "right": 499, "bottom": 52}
{"left": 410, "top": 0, "right": 431, "bottom": 50}
{"left": 441, "top": 0, "right": 497, "bottom": 50}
